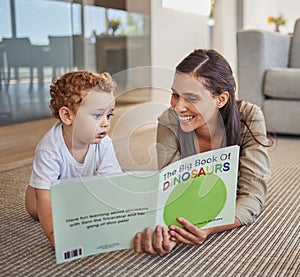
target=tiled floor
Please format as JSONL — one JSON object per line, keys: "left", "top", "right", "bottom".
{"left": 0, "top": 80, "right": 52, "bottom": 126}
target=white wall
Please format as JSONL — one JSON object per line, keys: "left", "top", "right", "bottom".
{"left": 151, "top": 0, "right": 238, "bottom": 80}
{"left": 151, "top": 0, "right": 209, "bottom": 69}
{"left": 243, "top": 0, "right": 300, "bottom": 34}
{"left": 150, "top": 0, "right": 300, "bottom": 84}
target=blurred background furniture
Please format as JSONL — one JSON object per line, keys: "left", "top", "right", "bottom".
{"left": 0, "top": 42, "right": 5, "bottom": 90}
{"left": 95, "top": 35, "right": 151, "bottom": 103}
{"left": 48, "top": 36, "right": 74, "bottom": 76}
{"left": 237, "top": 18, "right": 300, "bottom": 135}
{"left": 2, "top": 37, "right": 50, "bottom": 87}
{"left": 95, "top": 35, "right": 150, "bottom": 75}
{"left": 2, "top": 37, "right": 35, "bottom": 86}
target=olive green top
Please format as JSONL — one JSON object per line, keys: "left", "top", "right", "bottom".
{"left": 157, "top": 100, "right": 271, "bottom": 226}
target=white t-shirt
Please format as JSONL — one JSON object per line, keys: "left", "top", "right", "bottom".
{"left": 30, "top": 121, "right": 122, "bottom": 190}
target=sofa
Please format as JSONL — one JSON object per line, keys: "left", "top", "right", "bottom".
{"left": 237, "top": 18, "right": 300, "bottom": 135}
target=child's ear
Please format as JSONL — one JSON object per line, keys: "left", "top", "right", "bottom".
{"left": 59, "top": 107, "right": 74, "bottom": 125}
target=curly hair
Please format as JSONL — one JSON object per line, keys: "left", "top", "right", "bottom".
{"left": 49, "top": 70, "right": 116, "bottom": 119}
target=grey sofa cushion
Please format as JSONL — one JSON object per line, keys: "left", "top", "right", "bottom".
{"left": 264, "top": 68, "right": 300, "bottom": 100}
{"left": 263, "top": 100, "right": 300, "bottom": 134}
{"left": 290, "top": 18, "right": 300, "bottom": 68}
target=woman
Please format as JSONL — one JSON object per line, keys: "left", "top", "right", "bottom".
{"left": 134, "top": 49, "right": 271, "bottom": 256}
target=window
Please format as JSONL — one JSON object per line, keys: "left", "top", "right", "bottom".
{"left": 0, "top": 0, "right": 151, "bottom": 125}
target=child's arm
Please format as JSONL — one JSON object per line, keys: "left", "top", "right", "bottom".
{"left": 35, "top": 188, "right": 55, "bottom": 248}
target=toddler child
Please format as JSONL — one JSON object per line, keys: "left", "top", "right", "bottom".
{"left": 25, "top": 70, "right": 122, "bottom": 247}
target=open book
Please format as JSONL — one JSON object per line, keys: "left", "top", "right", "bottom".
{"left": 51, "top": 145, "right": 239, "bottom": 264}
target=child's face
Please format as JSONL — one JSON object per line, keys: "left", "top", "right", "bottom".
{"left": 72, "top": 90, "right": 115, "bottom": 145}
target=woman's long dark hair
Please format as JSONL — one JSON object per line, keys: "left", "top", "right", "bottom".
{"left": 176, "top": 49, "right": 241, "bottom": 146}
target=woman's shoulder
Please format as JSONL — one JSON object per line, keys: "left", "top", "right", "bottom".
{"left": 237, "top": 100, "right": 264, "bottom": 122}
{"left": 158, "top": 107, "right": 178, "bottom": 127}
{"left": 238, "top": 100, "right": 268, "bottom": 142}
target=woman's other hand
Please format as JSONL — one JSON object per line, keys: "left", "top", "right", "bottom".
{"left": 134, "top": 225, "right": 177, "bottom": 256}
{"left": 169, "top": 217, "right": 210, "bottom": 245}
{"left": 169, "top": 217, "right": 241, "bottom": 245}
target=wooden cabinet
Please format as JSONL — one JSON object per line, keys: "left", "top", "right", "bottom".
{"left": 96, "top": 35, "right": 150, "bottom": 74}
{"left": 96, "top": 35, "right": 151, "bottom": 103}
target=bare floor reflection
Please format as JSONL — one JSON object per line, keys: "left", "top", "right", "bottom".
{"left": 0, "top": 80, "right": 52, "bottom": 126}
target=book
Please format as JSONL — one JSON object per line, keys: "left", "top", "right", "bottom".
{"left": 51, "top": 145, "right": 239, "bottom": 264}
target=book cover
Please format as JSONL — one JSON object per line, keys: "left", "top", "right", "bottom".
{"left": 51, "top": 145, "right": 239, "bottom": 264}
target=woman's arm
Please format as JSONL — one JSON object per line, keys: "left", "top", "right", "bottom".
{"left": 236, "top": 103, "right": 271, "bottom": 225}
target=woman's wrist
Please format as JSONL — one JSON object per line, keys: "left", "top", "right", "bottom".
{"left": 204, "top": 217, "right": 241, "bottom": 236}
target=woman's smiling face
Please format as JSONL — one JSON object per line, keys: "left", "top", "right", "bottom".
{"left": 170, "top": 73, "right": 219, "bottom": 133}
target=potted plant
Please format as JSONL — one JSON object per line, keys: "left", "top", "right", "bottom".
{"left": 267, "top": 14, "right": 287, "bottom": 32}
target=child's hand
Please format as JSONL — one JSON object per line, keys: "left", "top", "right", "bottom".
{"left": 168, "top": 217, "right": 211, "bottom": 246}
{"left": 134, "top": 225, "right": 177, "bottom": 256}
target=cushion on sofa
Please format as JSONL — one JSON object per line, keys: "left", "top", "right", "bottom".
{"left": 263, "top": 68, "right": 300, "bottom": 100}
{"left": 263, "top": 99, "right": 300, "bottom": 134}
{"left": 290, "top": 18, "right": 300, "bottom": 68}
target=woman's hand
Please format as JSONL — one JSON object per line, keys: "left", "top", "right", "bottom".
{"left": 134, "top": 225, "right": 177, "bottom": 256}
{"left": 169, "top": 217, "right": 242, "bottom": 245}
{"left": 169, "top": 217, "right": 211, "bottom": 245}
{"left": 134, "top": 217, "right": 241, "bottom": 256}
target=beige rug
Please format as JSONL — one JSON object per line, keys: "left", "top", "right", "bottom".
{"left": 0, "top": 136, "right": 299, "bottom": 276}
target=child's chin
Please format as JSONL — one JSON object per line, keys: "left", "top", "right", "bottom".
{"left": 92, "top": 138, "right": 102, "bottom": 144}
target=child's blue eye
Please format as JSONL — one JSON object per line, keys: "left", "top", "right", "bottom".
{"left": 94, "top": 114, "right": 101, "bottom": 120}
{"left": 93, "top": 112, "right": 114, "bottom": 120}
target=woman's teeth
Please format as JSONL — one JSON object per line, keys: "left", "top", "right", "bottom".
{"left": 179, "top": 115, "right": 194, "bottom": 122}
